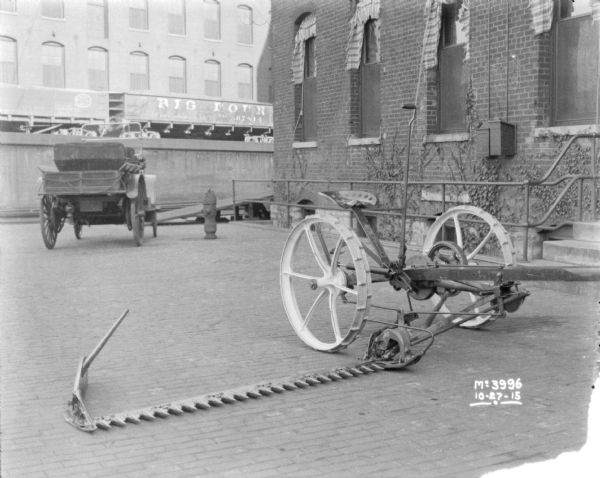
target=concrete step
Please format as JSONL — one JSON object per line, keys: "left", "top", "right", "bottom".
{"left": 543, "top": 239, "right": 600, "bottom": 265}
{"left": 572, "top": 221, "right": 600, "bottom": 242}
{"left": 518, "top": 259, "right": 600, "bottom": 297}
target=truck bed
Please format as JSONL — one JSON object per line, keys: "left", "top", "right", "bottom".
{"left": 39, "top": 170, "right": 125, "bottom": 196}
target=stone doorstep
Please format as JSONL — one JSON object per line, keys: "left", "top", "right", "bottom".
{"left": 573, "top": 222, "right": 600, "bottom": 243}
{"left": 516, "top": 258, "right": 600, "bottom": 297}
{"left": 543, "top": 239, "right": 600, "bottom": 266}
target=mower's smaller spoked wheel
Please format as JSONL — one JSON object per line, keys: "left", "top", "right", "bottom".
{"left": 40, "top": 195, "right": 59, "bottom": 250}
{"left": 422, "top": 205, "right": 517, "bottom": 329}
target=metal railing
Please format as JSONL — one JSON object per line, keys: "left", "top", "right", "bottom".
{"left": 232, "top": 134, "right": 599, "bottom": 261}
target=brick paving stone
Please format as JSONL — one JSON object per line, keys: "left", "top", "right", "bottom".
{"left": 0, "top": 221, "right": 597, "bottom": 477}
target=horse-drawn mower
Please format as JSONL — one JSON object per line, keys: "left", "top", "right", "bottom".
{"left": 64, "top": 109, "right": 599, "bottom": 432}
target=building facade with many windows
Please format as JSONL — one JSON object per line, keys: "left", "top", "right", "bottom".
{"left": 270, "top": 0, "right": 599, "bottom": 258}
{"left": 0, "top": 0, "right": 272, "bottom": 140}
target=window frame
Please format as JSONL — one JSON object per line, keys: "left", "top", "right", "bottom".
{"left": 129, "top": 50, "right": 149, "bottom": 90}
{"left": 41, "top": 41, "right": 65, "bottom": 88}
{"left": 41, "top": 0, "right": 64, "bottom": 19}
{"left": 87, "top": 0, "right": 107, "bottom": 39}
{"left": 237, "top": 5, "right": 253, "bottom": 45}
{"left": 237, "top": 63, "right": 253, "bottom": 100}
{"left": 129, "top": 0, "right": 148, "bottom": 30}
{"left": 168, "top": 55, "right": 187, "bottom": 94}
{"left": 204, "top": 0, "right": 221, "bottom": 40}
{"left": 0, "top": 0, "right": 17, "bottom": 13}
{"left": 437, "top": 1, "right": 468, "bottom": 134}
{"left": 359, "top": 18, "right": 381, "bottom": 138}
{"left": 88, "top": 46, "right": 108, "bottom": 91}
{"left": 0, "top": 36, "right": 17, "bottom": 84}
{"left": 551, "top": 0, "right": 599, "bottom": 126}
{"left": 168, "top": 0, "right": 186, "bottom": 36}
{"left": 301, "top": 35, "right": 317, "bottom": 141}
{"left": 204, "top": 59, "right": 221, "bottom": 97}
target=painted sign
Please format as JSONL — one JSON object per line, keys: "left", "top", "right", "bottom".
{"left": 0, "top": 85, "right": 109, "bottom": 120}
{"left": 123, "top": 94, "right": 273, "bottom": 127}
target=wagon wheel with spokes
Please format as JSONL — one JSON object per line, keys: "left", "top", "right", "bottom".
{"left": 130, "top": 196, "right": 145, "bottom": 246}
{"left": 40, "top": 195, "right": 60, "bottom": 249}
{"left": 421, "top": 205, "right": 516, "bottom": 328}
{"left": 148, "top": 210, "right": 158, "bottom": 238}
{"left": 280, "top": 214, "right": 372, "bottom": 352}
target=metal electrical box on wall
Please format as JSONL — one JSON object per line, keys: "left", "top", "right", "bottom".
{"left": 475, "top": 120, "right": 516, "bottom": 158}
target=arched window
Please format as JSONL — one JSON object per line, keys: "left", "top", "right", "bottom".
{"left": 204, "top": 59, "right": 220, "bottom": 97}
{"left": 42, "top": 41, "right": 64, "bottom": 88}
{"left": 359, "top": 18, "right": 380, "bottom": 137}
{"left": 237, "top": 63, "right": 253, "bottom": 100}
{"left": 168, "top": 56, "right": 186, "bottom": 94}
{"left": 0, "top": 36, "right": 17, "bottom": 84}
{"left": 237, "top": 5, "right": 253, "bottom": 44}
{"left": 204, "top": 0, "right": 220, "bottom": 40}
{"left": 291, "top": 13, "right": 316, "bottom": 141}
{"left": 88, "top": 47, "right": 108, "bottom": 91}
{"left": 438, "top": 1, "right": 468, "bottom": 133}
{"left": 129, "top": 51, "right": 149, "bottom": 90}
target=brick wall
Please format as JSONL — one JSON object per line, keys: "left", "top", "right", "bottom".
{"left": 271, "top": 0, "right": 599, "bottom": 256}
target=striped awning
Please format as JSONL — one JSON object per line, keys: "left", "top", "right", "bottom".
{"left": 593, "top": 0, "right": 600, "bottom": 23}
{"left": 529, "top": 0, "right": 553, "bottom": 35}
{"left": 422, "top": 0, "right": 469, "bottom": 70}
{"left": 345, "top": 0, "right": 381, "bottom": 70}
{"left": 291, "top": 14, "right": 316, "bottom": 85}
{"left": 459, "top": 0, "right": 470, "bottom": 60}
{"left": 422, "top": 0, "right": 442, "bottom": 70}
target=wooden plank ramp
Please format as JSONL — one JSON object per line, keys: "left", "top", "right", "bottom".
{"left": 156, "top": 196, "right": 272, "bottom": 223}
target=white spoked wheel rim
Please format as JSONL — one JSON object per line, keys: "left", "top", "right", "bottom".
{"left": 280, "top": 214, "right": 371, "bottom": 352}
{"left": 422, "top": 205, "right": 516, "bottom": 328}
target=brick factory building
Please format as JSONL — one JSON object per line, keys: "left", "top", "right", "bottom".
{"left": 0, "top": 0, "right": 275, "bottom": 214}
{"left": 270, "top": 0, "right": 599, "bottom": 260}
{"left": 0, "top": 0, "right": 273, "bottom": 141}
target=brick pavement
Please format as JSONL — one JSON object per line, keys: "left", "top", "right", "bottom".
{"left": 0, "top": 220, "right": 598, "bottom": 477}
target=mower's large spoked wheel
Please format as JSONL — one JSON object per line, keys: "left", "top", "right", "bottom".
{"left": 280, "top": 214, "right": 372, "bottom": 352}
{"left": 130, "top": 196, "right": 145, "bottom": 246}
{"left": 40, "top": 195, "right": 59, "bottom": 250}
{"left": 422, "top": 205, "right": 516, "bottom": 328}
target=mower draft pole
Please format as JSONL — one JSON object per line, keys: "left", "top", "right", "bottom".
{"left": 398, "top": 103, "right": 417, "bottom": 267}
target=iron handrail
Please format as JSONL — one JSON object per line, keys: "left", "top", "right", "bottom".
{"left": 232, "top": 135, "right": 598, "bottom": 261}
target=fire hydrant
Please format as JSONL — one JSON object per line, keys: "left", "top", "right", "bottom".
{"left": 203, "top": 189, "right": 217, "bottom": 239}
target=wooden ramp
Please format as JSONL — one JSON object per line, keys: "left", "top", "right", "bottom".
{"left": 156, "top": 196, "right": 272, "bottom": 223}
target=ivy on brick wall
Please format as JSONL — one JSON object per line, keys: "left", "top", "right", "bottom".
{"left": 513, "top": 139, "right": 599, "bottom": 225}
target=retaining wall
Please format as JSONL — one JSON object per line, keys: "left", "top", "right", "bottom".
{"left": 0, "top": 133, "right": 273, "bottom": 213}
